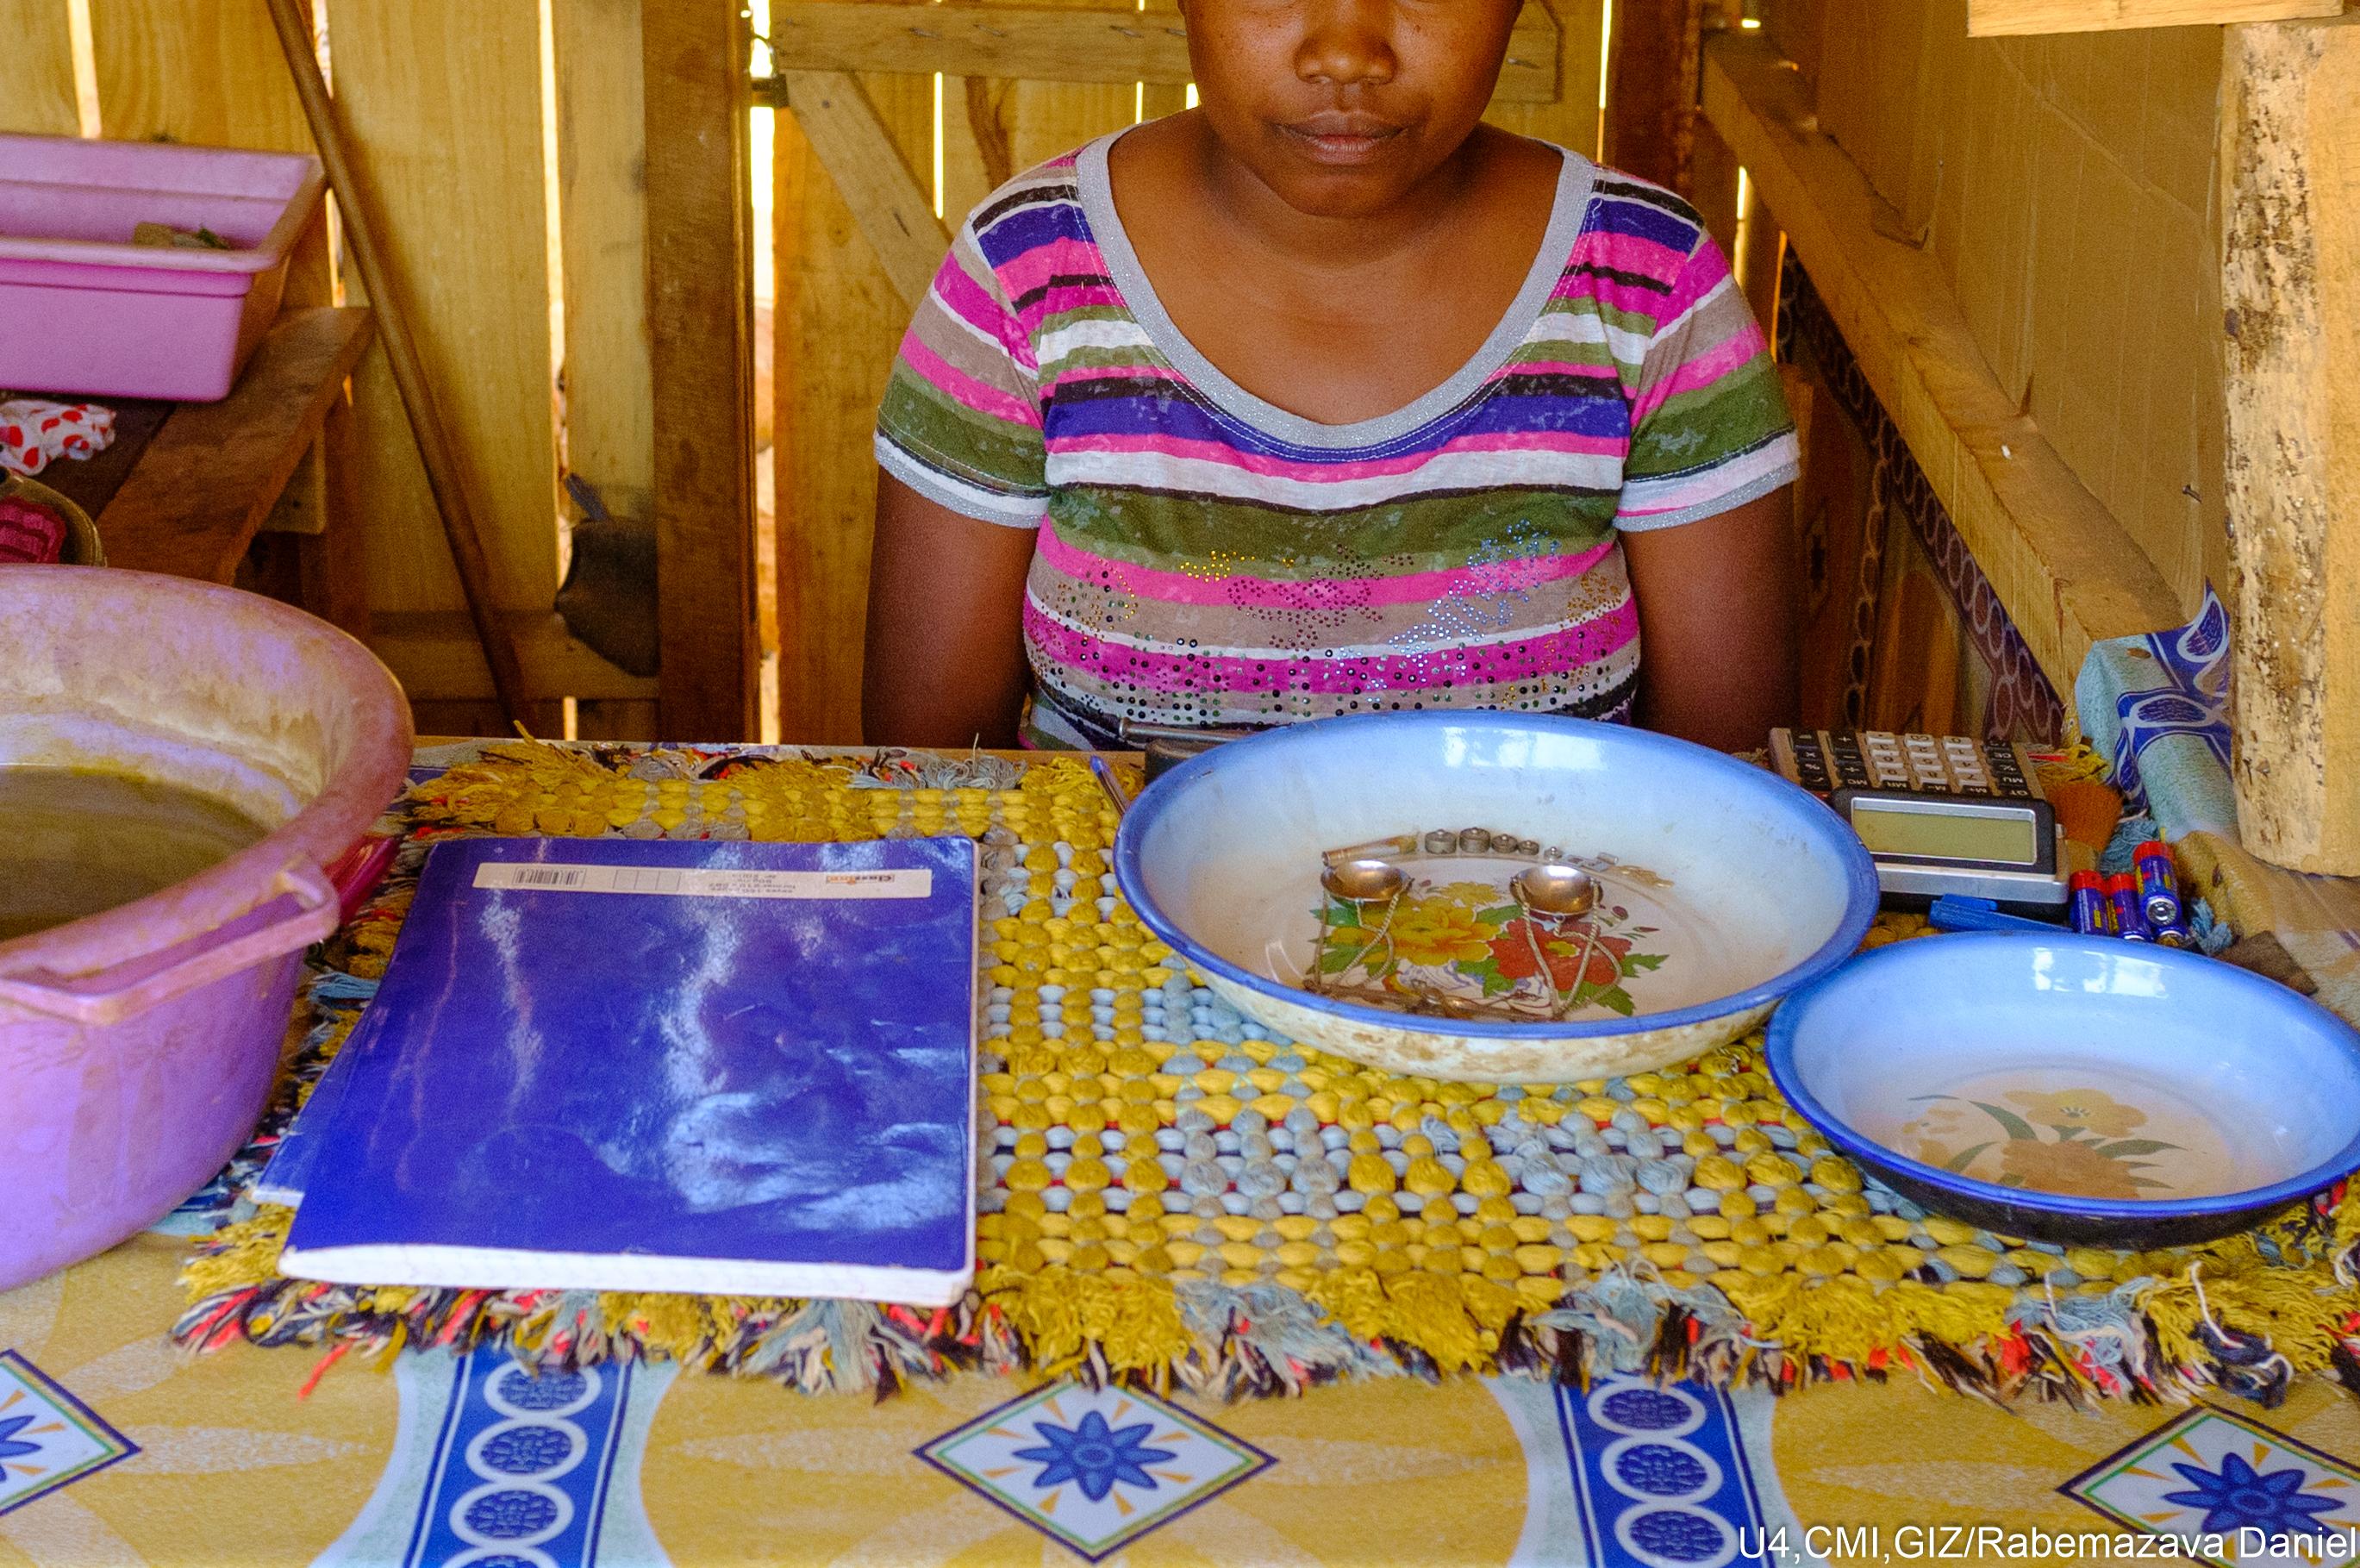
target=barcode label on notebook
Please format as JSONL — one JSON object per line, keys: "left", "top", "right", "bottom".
{"left": 472, "top": 864, "right": 933, "bottom": 899}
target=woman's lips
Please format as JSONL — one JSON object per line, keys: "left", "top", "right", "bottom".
{"left": 1278, "top": 115, "right": 1406, "bottom": 163}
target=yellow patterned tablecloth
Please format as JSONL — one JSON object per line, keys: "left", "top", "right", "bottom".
{"left": 8, "top": 1232, "right": 2360, "bottom": 1565}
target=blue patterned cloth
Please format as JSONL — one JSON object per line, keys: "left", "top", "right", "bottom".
{"left": 2074, "top": 585, "right": 2236, "bottom": 840}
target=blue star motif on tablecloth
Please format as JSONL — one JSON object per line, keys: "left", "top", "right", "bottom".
{"left": 1012, "top": 1410, "right": 1177, "bottom": 1503}
{"left": 2160, "top": 1452, "right": 2342, "bottom": 1537}
{"left": 0, "top": 1414, "right": 43, "bottom": 1479}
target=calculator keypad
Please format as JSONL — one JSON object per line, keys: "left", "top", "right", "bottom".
{"left": 1779, "top": 730, "right": 2041, "bottom": 800}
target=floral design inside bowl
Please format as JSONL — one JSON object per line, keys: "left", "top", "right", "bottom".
{"left": 1114, "top": 712, "right": 1880, "bottom": 1084}
{"left": 1767, "top": 931, "right": 2360, "bottom": 1246}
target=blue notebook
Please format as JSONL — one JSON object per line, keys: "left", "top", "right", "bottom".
{"left": 274, "top": 836, "right": 978, "bottom": 1305}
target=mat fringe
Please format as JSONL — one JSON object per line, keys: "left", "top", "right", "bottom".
{"left": 177, "top": 1186, "right": 2360, "bottom": 1408}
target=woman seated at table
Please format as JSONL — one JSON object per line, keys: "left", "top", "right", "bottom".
{"left": 862, "top": 0, "right": 1799, "bottom": 755}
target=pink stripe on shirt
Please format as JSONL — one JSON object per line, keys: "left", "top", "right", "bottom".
{"left": 902, "top": 334, "right": 1040, "bottom": 429}
{"left": 1033, "top": 525, "right": 1620, "bottom": 609}
{"left": 1026, "top": 597, "right": 1642, "bottom": 696}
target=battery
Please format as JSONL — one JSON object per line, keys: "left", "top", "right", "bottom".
{"left": 2151, "top": 921, "right": 2194, "bottom": 948}
{"left": 2106, "top": 873, "right": 2152, "bottom": 940}
{"left": 2068, "top": 871, "right": 2109, "bottom": 936}
{"left": 2133, "top": 840, "right": 2182, "bottom": 929}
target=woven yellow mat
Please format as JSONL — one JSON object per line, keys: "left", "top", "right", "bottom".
{"left": 177, "top": 743, "right": 2360, "bottom": 1403}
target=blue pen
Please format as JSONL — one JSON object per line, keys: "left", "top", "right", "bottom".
{"left": 1928, "top": 895, "right": 2068, "bottom": 935}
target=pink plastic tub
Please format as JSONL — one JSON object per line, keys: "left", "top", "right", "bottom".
{"left": 0, "top": 134, "right": 326, "bottom": 402}
{"left": 0, "top": 567, "right": 412, "bottom": 1290}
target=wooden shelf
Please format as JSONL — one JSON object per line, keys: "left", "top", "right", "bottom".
{"left": 84, "top": 308, "right": 374, "bottom": 584}
{"left": 1701, "top": 32, "right": 2183, "bottom": 703}
{"left": 1966, "top": 0, "right": 2339, "bottom": 36}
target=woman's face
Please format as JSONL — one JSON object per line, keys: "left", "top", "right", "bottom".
{"left": 1179, "top": 0, "right": 1525, "bottom": 218}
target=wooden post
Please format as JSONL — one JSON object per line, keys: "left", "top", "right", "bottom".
{"left": 2220, "top": 13, "right": 2360, "bottom": 873}
{"left": 1602, "top": 0, "right": 1705, "bottom": 192}
{"left": 644, "top": 0, "right": 761, "bottom": 741}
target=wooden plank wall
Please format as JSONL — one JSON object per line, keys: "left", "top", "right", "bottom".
{"left": 1769, "top": 0, "right": 2226, "bottom": 616}
{"left": 0, "top": 0, "right": 80, "bottom": 135}
{"left": 774, "top": 0, "right": 1608, "bottom": 744}
{"left": 555, "top": 0, "right": 661, "bottom": 742}
{"left": 5, "top": 0, "right": 665, "bottom": 740}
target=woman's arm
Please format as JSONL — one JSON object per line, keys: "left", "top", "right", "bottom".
{"left": 1620, "top": 484, "right": 1801, "bottom": 754}
{"left": 861, "top": 473, "right": 1040, "bottom": 748}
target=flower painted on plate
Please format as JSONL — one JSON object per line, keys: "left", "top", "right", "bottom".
{"left": 1388, "top": 900, "right": 1498, "bottom": 969}
{"left": 0, "top": 1412, "right": 44, "bottom": 1478}
{"left": 1997, "top": 1135, "right": 2145, "bottom": 1200}
{"left": 1012, "top": 1410, "right": 1177, "bottom": 1503}
{"left": 2005, "top": 1088, "right": 2145, "bottom": 1140}
{"left": 1489, "top": 919, "right": 1632, "bottom": 992}
{"left": 2158, "top": 1452, "right": 2342, "bottom": 1538}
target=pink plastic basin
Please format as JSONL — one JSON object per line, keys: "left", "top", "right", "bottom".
{"left": 0, "top": 134, "right": 326, "bottom": 402}
{"left": 0, "top": 567, "right": 411, "bottom": 1290}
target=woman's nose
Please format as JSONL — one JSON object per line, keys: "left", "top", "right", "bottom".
{"left": 1293, "top": 0, "right": 1397, "bottom": 89}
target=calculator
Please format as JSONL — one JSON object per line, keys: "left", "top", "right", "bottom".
{"left": 1770, "top": 729, "right": 2068, "bottom": 910}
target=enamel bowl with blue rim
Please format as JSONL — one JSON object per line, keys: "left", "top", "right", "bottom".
{"left": 1766, "top": 932, "right": 2360, "bottom": 1246}
{"left": 1111, "top": 712, "right": 1880, "bottom": 1084}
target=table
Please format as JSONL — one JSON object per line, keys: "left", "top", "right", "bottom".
{"left": 5, "top": 740, "right": 2359, "bottom": 1566}
{"left": 34, "top": 306, "right": 374, "bottom": 640}
{"left": 8, "top": 1246, "right": 2359, "bottom": 1565}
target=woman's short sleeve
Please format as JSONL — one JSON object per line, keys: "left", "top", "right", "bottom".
{"left": 874, "top": 233, "right": 1051, "bottom": 529}
{"left": 1614, "top": 234, "right": 1799, "bottom": 531}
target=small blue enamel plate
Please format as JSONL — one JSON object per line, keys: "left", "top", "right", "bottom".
{"left": 1765, "top": 931, "right": 2360, "bottom": 1247}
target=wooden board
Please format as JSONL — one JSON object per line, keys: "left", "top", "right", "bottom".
{"left": 1602, "top": 0, "right": 1705, "bottom": 191}
{"left": 573, "top": 698, "right": 661, "bottom": 740}
{"left": 0, "top": 0, "right": 80, "bottom": 136}
{"left": 372, "top": 611, "right": 661, "bottom": 703}
{"left": 329, "top": 1, "right": 559, "bottom": 622}
{"left": 761, "top": 0, "right": 1562, "bottom": 101}
{"left": 778, "top": 69, "right": 949, "bottom": 309}
{"left": 645, "top": 0, "right": 761, "bottom": 740}
{"left": 94, "top": 307, "right": 374, "bottom": 583}
{"left": 1969, "top": 0, "right": 2339, "bottom": 35}
{"left": 1701, "top": 32, "right": 2182, "bottom": 702}
{"left": 1484, "top": 0, "right": 1608, "bottom": 159}
{"left": 553, "top": 0, "right": 656, "bottom": 528}
{"left": 85, "top": 0, "right": 332, "bottom": 308}
{"left": 2219, "top": 12, "right": 2360, "bottom": 872}
{"left": 774, "top": 2, "right": 935, "bottom": 746}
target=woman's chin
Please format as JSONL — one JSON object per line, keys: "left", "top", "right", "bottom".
{"left": 1255, "top": 150, "right": 1428, "bottom": 220}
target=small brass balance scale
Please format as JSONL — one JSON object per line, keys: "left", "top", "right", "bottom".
{"left": 1311, "top": 828, "right": 1628, "bottom": 1023}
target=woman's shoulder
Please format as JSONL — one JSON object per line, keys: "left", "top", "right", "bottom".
{"left": 949, "top": 146, "right": 1099, "bottom": 259}
{"left": 1565, "top": 150, "right": 1710, "bottom": 251}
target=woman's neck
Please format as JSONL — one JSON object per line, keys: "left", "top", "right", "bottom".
{"left": 1181, "top": 115, "right": 1503, "bottom": 274}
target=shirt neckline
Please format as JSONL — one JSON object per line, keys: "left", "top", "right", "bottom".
{"left": 1075, "top": 128, "right": 1595, "bottom": 453}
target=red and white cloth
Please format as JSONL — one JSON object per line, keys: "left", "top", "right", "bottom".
{"left": 0, "top": 399, "right": 115, "bottom": 478}
{"left": 0, "top": 495, "right": 66, "bottom": 564}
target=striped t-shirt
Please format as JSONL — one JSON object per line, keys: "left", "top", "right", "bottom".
{"left": 876, "top": 134, "right": 1797, "bottom": 747}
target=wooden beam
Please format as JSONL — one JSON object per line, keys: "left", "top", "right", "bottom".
{"left": 1603, "top": 0, "right": 1705, "bottom": 193}
{"left": 779, "top": 68, "right": 950, "bottom": 311}
{"left": 97, "top": 307, "right": 374, "bottom": 584}
{"left": 1968, "top": 0, "right": 2339, "bottom": 37}
{"left": 757, "top": 0, "right": 1562, "bottom": 102}
{"left": 371, "top": 612, "right": 660, "bottom": 703}
{"left": 2220, "top": 12, "right": 2360, "bottom": 873}
{"left": 644, "top": 0, "right": 761, "bottom": 740}
{"left": 1701, "top": 33, "right": 2182, "bottom": 700}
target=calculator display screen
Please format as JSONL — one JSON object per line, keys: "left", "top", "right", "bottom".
{"left": 1850, "top": 801, "right": 2038, "bottom": 864}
